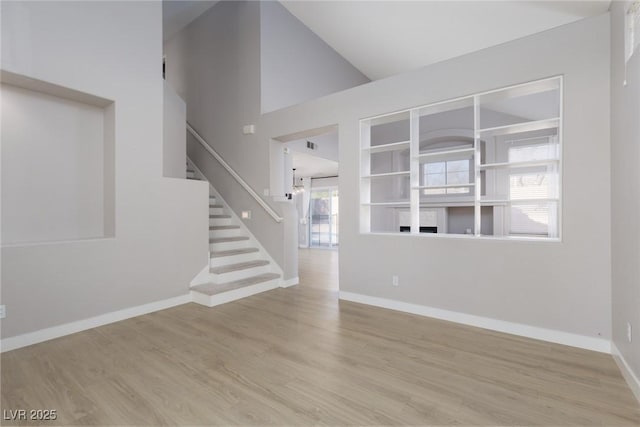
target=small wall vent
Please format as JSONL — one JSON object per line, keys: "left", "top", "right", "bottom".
{"left": 306, "top": 140, "right": 316, "bottom": 150}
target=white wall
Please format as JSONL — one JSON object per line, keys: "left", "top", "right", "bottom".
{"left": 1, "top": 1, "right": 208, "bottom": 339}
{"left": 259, "top": 1, "right": 370, "bottom": 113}
{"left": 1, "top": 83, "right": 106, "bottom": 244}
{"left": 258, "top": 14, "right": 611, "bottom": 344}
{"left": 610, "top": 2, "right": 640, "bottom": 380}
{"left": 163, "top": 81, "right": 186, "bottom": 179}
{"left": 166, "top": 2, "right": 612, "bottom": 348}
{"left": 285, "top": 131, "right": 339, "bottom": 162}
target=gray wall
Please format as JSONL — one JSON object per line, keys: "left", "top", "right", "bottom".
{"left": 259, "top": 1, "right": 369, "bottom": 113}
{"left": 166, "top": 2, "right": 612, "bottom": 346}
{"left": 164, "top": 1, "right": 290, "bottom": 277}
{"left": 259, "top": 14, "right": 612, "bottom": 343}
{"left": 610, "top": 2, "right": 640, "bottom": 379}
{"left": 1, "top": 1, "right": 208, "bottom": 339}
{"left": 163, "top": 81, "right": 187, "bottom": 179}
{"left": 2, "top": 84, "right": 106, "bottom": 244}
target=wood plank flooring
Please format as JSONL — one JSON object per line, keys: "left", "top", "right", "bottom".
{"left": 2, "top": 248, "right": 639, "bottom": 426}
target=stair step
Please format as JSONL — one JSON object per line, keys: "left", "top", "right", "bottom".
{"left": 210, "top": 260, "right": 269, "bottom": 275}
{"left": 191, "top": 273, "right": 281, "bottom": 296}
{"left": 187, "top": 177, "right": 200, "bottom": 180}
{"left": 209, "top": 204, "right": 224, "bottom": 208}
{"left": 209, "top": 236, "right": 249, "bottom": 244}
{"left": 209, "top": 215, "right": 231, "bottom": 219}
{"left": 211, "top": 247, "right": 259, "bottom": 258}
{"left": 209, "top": 225, "right": 240, "bottom": 231}
{"left": 186, "top": 169, "right": 195, "bottom": 173}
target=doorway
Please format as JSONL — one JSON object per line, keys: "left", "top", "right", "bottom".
{"left": 271, "top": 125, "right": 340, "bottom": 291}
{"left": 309, "top": 187, "right": 339, "bottom": 248}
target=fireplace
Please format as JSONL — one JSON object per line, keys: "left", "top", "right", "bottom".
{"left": 399, "top": 226, "right": 437, "bottom": 233}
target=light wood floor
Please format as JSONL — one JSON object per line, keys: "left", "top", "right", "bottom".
{"left": 2, "top": 248, "right": 639, "bottom": 426}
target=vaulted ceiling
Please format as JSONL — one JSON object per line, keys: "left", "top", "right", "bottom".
{"left": 280, "top": 1, "right": 610, "bottom": 80}
{"left": 164, "top": 1, "right": 610, "bottom": 80}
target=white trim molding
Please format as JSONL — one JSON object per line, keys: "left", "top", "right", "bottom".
{"left": 0, "top": 294, "right": 191, "bottom": 353}
{"left": 339, "top": 291, "right": 611, "bottom": 354}
{"left": 612, "top": 343, "right": 640, "bottom": 403}
{"left": 280, "top": 276, "right": 299, "bottom": 288}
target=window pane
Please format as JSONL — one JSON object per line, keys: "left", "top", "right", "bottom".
{"left": 447, "top": 159, "right": 469, "bottom": 173}
{"left": 509, "top": 171, "right": 553, "bottom": 200}
{"left": 425, "top": 162, "right": 445, "bottom": 174}
{"left": 508, "top": 138, "right": 558, "bottom": 162}
{"left": 510, "top": 204, "right": 550, "bottom": 235}
{"left": 447, "top": 171, "right": 469, "bottom": 185}
{"left": 426, "top": 173, "right": 446, "bottom": 187}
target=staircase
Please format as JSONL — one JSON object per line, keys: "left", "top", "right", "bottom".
{"left": 186, "top": 161, "right": 282, "bottom": 307}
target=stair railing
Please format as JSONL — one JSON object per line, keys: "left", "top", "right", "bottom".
{"left": 187, "top": 122, "right": 283, "bottom": 223}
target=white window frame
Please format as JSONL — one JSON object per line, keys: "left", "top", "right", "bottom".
{"left": 359, "top": 76, "right": 563, "bottom": 241}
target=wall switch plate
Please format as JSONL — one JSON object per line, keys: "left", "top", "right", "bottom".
{"left": 242, "top": 124, "right": 255, "bottom": 135}
{"left": 0, "top": 305, "right": 6, "bottom": 319}
{"left": 392, "top": 275, "right": 399, "bottom": 287}
{"left": 263, "top": 188, "right": 270, "bottom": 197}
{"left": 628, "top": 322, "right": 633, "bottom": 343}
{"left": 241, "top": 210, "right": 252, "bottom": 219}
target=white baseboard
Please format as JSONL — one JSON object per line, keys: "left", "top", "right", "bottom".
{"left": 0, "top": 294, "right": 191, "bottom": 353}
{"left": 612, "top": 343, "right": 640, "bottom": 403}
{"left": 339, "top": 291, "right": 611, "bottom": 354}
{"left": 191, "top": 278, "right": 280, "bottom": 307}
{"left": 281, "top": 276, "right": 299, "bottom": 288}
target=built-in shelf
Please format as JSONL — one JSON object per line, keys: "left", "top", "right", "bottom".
{"left": 414, "top": 183, "right": 475, "bottom": 190}
{"left": 479, "top": 159, "right": 559, "bottom": 169}
{"left": 477, "top": 117, "right": 560, "bottom": 138}
{"left": 363, "top": 140, "right": 410, "bottom": 153}
{"left": 481, "top": 198, "right": 559, "bottom": 204}
{"left": 362, "top": 202, "right": 411, "bottom": 206}
{"left": 361, "top": 171, "right": 410, "bottom": 178}
{"left": 360, "top": 75, "right": 562, "bottom": 238}
{"left": 416, "top": 147, "right": 475, "bottom": 159}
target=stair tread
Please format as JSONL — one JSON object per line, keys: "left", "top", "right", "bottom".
{"left": 191, "top": 273, "right": 281, "bottom": 296}
{"left": 210, "top": 260, "right": 269, "bottom": 274}
{"left": 209, "top": 225, "right": 241, "bottom": 230}
{"left": 187, "top": 177, "right": 200, "bottom": 180}
{"left": 186, "top": 169, "right": 195, "bottom": 173}
{"left": 209, "top": 214, "right": 231, "bottom": 219}
{"left": 210, "top": 236, "right": 249, "bottom": 243}
{"left": 211, "top": 247, "right": 259, "bottom": 258}
{"left": 209, "top": 204, "right": 224, "bottom": 208}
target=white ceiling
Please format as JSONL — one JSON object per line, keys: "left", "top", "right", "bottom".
{"left": 280, "top": 1, "right": 610, "bottom": 80}
{"left": 292, "top": 151, "right": 339, "bottom": 178}
{"left": 163, "top": 1, "right": 218, "bottom": 41}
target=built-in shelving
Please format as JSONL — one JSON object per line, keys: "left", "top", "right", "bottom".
{"left": 479, "top": 159, "right": 559, "bottom": 169}
{"left": 477, "top": 118, "right": 560, "bottom": 138}
{"left": 413, "top": 183, "right": 475, "bottom": 190}
{"left": 415, "top": 147, "right": 475, "bottom": 159}
{"left": 481, "top": 198, "right": 559, "bottom": 204}
{"left": 361, "top": 202, "right": 411, "bottom": 206}
{"left": 360, "top": 75, "right": 562, "bottom": 238}
{"left": 363, "top": 140, "right": 410, "bottom": 153}
{"left": 361, "top": 171, "right": 410, "bottom": 178}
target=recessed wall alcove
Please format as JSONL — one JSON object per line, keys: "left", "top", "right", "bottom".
{"left": 1, "top": 70, "right": 115, "bottom": 245}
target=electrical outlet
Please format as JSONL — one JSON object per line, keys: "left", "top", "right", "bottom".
{"left": 628, "top": 322, "right": 633, "bottom": 343}
{"left": 392, "top": 275, "right": 399, "bottom": 287}
{"left": 0, "top": 305, "right": 5, "bottom": 319}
